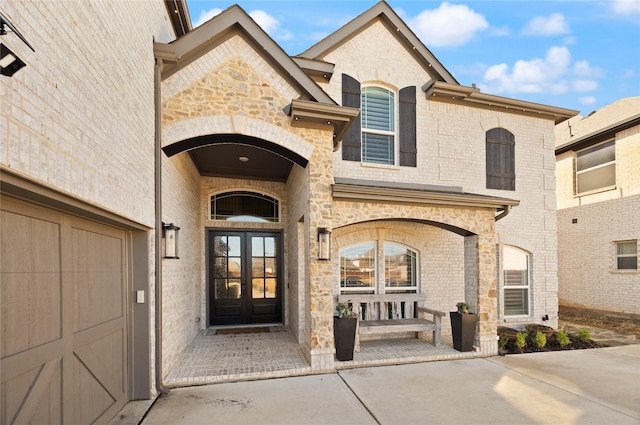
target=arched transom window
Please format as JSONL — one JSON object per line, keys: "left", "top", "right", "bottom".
{"left": 210, "top": 191, "right": 279, "bottom": 222}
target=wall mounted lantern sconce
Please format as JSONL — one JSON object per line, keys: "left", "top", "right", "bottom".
{"left": 162, "top": 222, "right": 180, "bottom": 259}
{"left": 317, "top": 227, "right": 331, "bottom": 260}
{"left": 0, "top": 11, "right": 35, "bottom": 77}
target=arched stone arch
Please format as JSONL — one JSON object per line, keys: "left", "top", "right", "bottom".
{"left": 162, "top": 116, "right": 315, "bottom": 163}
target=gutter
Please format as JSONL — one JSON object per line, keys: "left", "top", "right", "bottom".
{"left": 154, "top": 57, "right": 170, "bottom": 395}
{"left": 495, "top": 205, "right": 512, "bottom": 222}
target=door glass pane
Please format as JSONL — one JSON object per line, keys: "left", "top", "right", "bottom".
{"left": 264, "top": 237, "right": 275, "bottom": 256}
{"left": 264, "top": 258, "right": 276, "bottom": 276}
{"left": 252, "top": 237, "right": 264, "bottom": 257}
{"left": 216, "top": 278, "right": 241, "bottom": 300}
{"left": 252, "top": 258, "right": 264, "bottom": 276}
{"left": 228, "top": 257, "right": 241, "bottom": 278}
{"left": 227, "top": 236, "right": 241, "bottom": 256}
{"left": 252, "top": 278, "right": 265, "bottom": 298}
{"left": 265, "top": 278, "right": 277, "bottom": 298}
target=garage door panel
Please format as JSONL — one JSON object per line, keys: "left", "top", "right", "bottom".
{"left": 1, "top": 214, "right": 62, "bottom": 358}
{"left": 1, "top": 209, "right": 61, "bottom": 273}
{"left": 71, "top": 227, "right": 124, "bottom": 332}
{"left": 2, "top": 358, "right": 62, "bottom": 425}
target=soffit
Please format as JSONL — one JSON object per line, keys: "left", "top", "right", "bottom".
{"left": 333, "top": 178, "right": 520, "bottom": 211}
{"left": 296, "top": 1, "right": 457, "bottom": 84}
{"left": 425, "top": 81, "right": 579, "bottom": 125}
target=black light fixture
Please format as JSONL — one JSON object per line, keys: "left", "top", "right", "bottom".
{"left": 0, "top": 11, "right": 35, "bottom": 77}
{"left": 318, "top": 227, "right": 331, "bottom": 260}
{"left": 162, "top": 222, "right": 180, "bottom": 259}
{"left": 0, "top": 43, "right": 25, "bottom": 76}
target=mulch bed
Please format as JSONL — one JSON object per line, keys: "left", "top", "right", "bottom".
{"left": 499, "top": 331, "right": 607, "bottom": 355}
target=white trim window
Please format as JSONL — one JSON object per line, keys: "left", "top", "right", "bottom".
{"left": 340, "top": 241, "right": 418, "bottom": 294}
{"left": 503, "top": 245, "right": 530, "bottom": 316}
{"left": 384, "top": 242, "right": 418, "bottom": 293}
{"left": 576, "top": 140, "right": 615, "bottom": 195}
{"left": 361, "top": 86, "right": 395, "bottom": 165}
{"left": 616, "top": 240, "right": 638, "bottom": 270}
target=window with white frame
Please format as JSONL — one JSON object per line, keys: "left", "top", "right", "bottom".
{"left": 384, "top": 243, "right": 417, "bottom": 293}
{"left": 616, "top": 240, "right": 638, "bottom": 270}
{"left": 503, "top": 245, "right": 530, "bottom": 316}
{"left": 361, "top": 86, "right": 395, "bottom": 165}
{"left": 576, "top": 140, "right": 615, "bottom": 195}
{"left": 210, "top": 191, "right": 279, "bottom": 222}
{"left": 340, "top": 241, "right": 418, "bottom": 294}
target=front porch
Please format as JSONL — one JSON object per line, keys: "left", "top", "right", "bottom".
{"left": 165, "top": 328, "right": 481, "bottom": 387}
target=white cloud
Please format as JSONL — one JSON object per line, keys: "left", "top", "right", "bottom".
{"left": 249, "top": 10, "right": 279, "bottom": 34}
{"left": 481, "top": 46, "right": 572, "bottom": 94}
{"left": 622, "top": 69, "right": 637, "bottom": 79}
{"left": 612, "top": 0, "right": 640, "bottom": 14}
{"left": 408, "top": 2, "right": 488, "bottom": 48}
{"left": 573, "top": 80, "right": 598, "bottom": 92}
{"left": 194, "top": 8, "right": 223, "bottom": 27}
{"left": 579, "top": 96, "right": 597, "bottom": 106}
{"left": 490, "top": 26, "right": 511, "bottom": 37}
{"left": 480, "top": 46, "right": 605, "bottom": 97}
{"left": 522, "top": 13, "right": 570, "bottom": 36}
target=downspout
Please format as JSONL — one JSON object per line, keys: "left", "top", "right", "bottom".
{"left": 154, "top": 57, "right": 170, "bottom": 395}
{"left": 495, "top": 205, "right": 512, "bottom": 222}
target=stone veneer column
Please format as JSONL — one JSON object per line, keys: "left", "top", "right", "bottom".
{"left": 305, "top": 131, "right": 336, "bottom": 372}
{"left": 464, "top": 230, "right": 498, "bottom": 356}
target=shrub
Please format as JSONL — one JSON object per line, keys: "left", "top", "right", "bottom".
{"left": 555, "top": 330, "right": 571, "bottom": 347}
{"left": 498, "top": 334, "right": 508, "bottom": 350}
{"left": 515, "top": 332, "right": 527, "bottom": 350}
{"left": 577, "top": 328, "right": 591, "bottom": 342}
{"left": 532, "top": 331, "right": 547, "bottom": 349}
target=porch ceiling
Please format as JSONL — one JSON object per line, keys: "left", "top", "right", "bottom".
{"left": 189, "top": 143, "right": 293, "bottom": 181}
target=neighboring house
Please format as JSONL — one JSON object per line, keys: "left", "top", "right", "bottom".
{"left": 555, "top": 97, "right": 640, "bottom": 315}
{"left": 1, "top": 1, "right": 576, "bottom": 424}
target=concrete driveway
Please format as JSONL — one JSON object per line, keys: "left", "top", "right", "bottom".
{"left": 140, "top": 345, "right": 640, "bottom": 425}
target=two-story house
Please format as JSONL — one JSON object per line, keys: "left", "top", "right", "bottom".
{"left": 1, "top": 1, "right": 577, "bottom": 423}
{"left": 555, "top": 97, "right": 640, "bottom": 315}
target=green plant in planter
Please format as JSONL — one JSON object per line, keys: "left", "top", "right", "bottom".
{"left": 515, "top": 332, "right": 527, "bottom": 350}
{"left": 456, "top": 302, "right": 473, "bottom": 314}
{"left": 555, "top": 330, "right": 571, "bottom": 347}
{"left": 577, "top": 328, "right": 591, "bottom": 342}
{"left": 336, "top": 302, "right": 355, "bottom": 319}
{"left": 532, "top": 331, "right": 547, "bottom": 349}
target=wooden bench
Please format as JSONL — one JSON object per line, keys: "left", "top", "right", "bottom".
{"left": 337, "top": 293, "right": 445, "bottom": 352}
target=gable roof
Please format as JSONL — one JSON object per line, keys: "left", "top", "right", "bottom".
{"left": 154, "top": 4, "right": 334, "bottom": 104}
{"left": 555, "top": 97, "right": 640, "bottom": 154}
{"left": 296, "top": 1, "right": 457, "bottom": 84}
{"left": 154, "top": 4, "right": 359, "bottom": 145}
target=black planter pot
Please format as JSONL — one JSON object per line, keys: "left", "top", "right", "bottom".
{"left": 450, "top": 312, "right": 479, "bottom": 352}
{"left": 334, "top": 318, "right": 357, "bottom": 361}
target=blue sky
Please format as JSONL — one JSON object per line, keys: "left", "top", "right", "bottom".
{"left": 185, "top": 1, "right": 640, "bottom": 116}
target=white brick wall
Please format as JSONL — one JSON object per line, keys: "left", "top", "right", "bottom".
{"left": 319, "top": 21, "right": 559, "bottom": 327}
{"left": 1, "top": 0, "right": 174, "bottom": 226}
{"left": 556, "top": 124, "right": 640, "bottom": 313}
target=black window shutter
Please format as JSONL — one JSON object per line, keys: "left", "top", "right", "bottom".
{"left": 399, "top": 86, "right": 417, "bottom": 167}
{"left": 342, "top": 74, "right": 361, "bottom": 161}
{"left": 486, "top": 128, "right": 515, "bottom": 190}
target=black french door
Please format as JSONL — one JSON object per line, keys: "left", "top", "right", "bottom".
{"left": 209, "top": 231, "right": 282, "bottom": 325}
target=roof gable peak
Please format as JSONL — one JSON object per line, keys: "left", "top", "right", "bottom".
{"left": 297, "top": 1, "right": 457, "bottom": 84}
